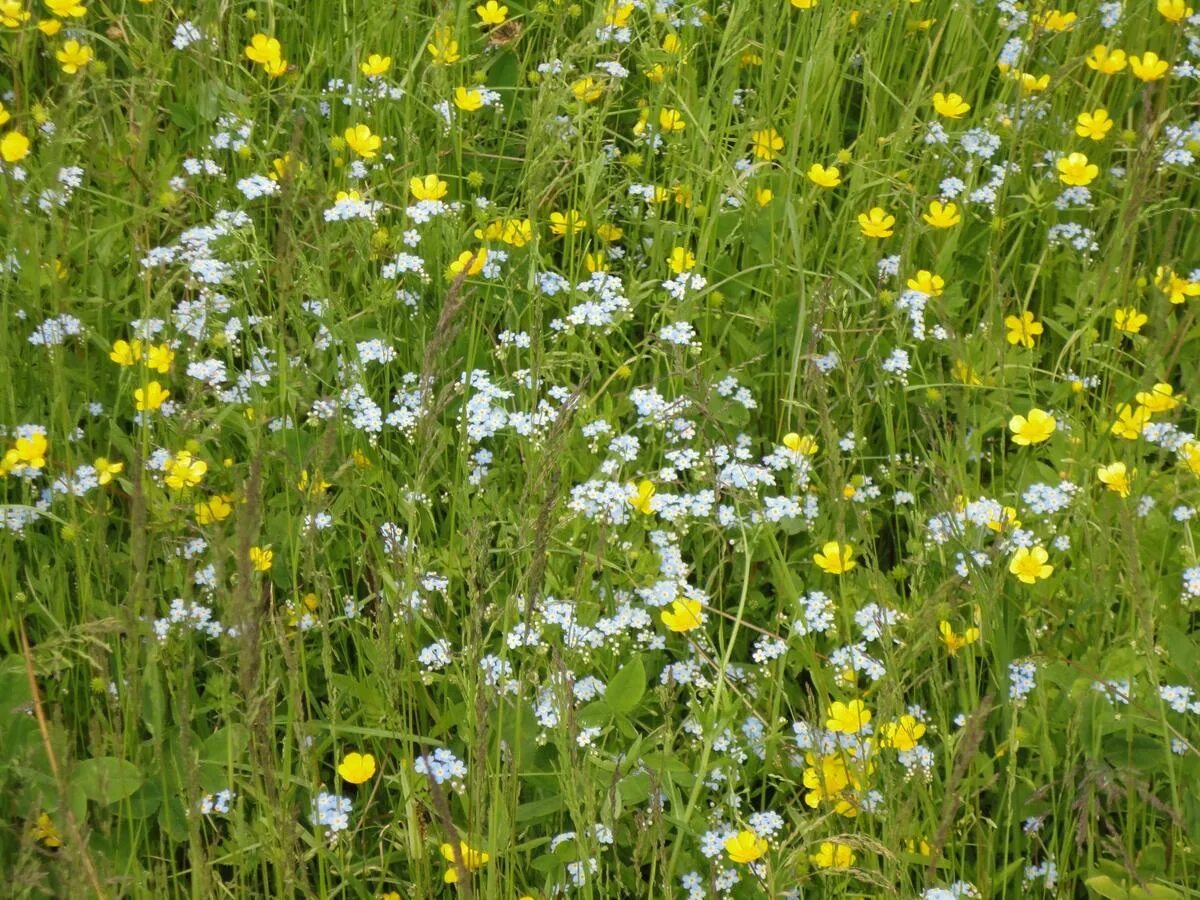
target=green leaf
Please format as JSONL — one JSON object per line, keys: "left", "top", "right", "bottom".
{"left": 73, "top": 757, "right": 143, "bottom": 806}
{"left": 605, "top": 656, "right": 646, "bottom": 715}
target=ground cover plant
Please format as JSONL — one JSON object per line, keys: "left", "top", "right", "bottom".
{"left": 2, "top": 0, "right": 1200, "bottom": 896}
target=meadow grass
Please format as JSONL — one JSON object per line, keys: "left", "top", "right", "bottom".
{"left": 2, "top": 0, "right": 1200, "bottom": 897}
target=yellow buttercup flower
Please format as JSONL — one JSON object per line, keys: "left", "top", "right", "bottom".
{"left": 337, "top": 751, "right": 377, "bottom": 784}
{"left": 6, "top": 433, "right": 48, "bottom": 470}
{"left": 879, "top": 715, "right": 926, "bottom": 750}
{"left": 410, "top": 174, "right": 448, "bottom": 201}
{"left": 807, "top": 163, "right": 842, "bottom": 187}
{"left": 343, "top": 124, "right": 381, "bottom": 159}
{"left": 1086, "top": 44, "right": 1127, "bottom": 74}
{"left": 360, "top": 53, "right": 392, "bottom": 76}
{"left": 782, "top": 433, "right": 818, "bottom": 455}
{"left": 658, "top": 108, "right": 686, "bottom": 133}
{"left": 446, "top": 249, "right": 487, "bottom": 279}
{"left": 56, "top": 39, "right": 93, "bottom": 74}
{"left": 857, "top": 207, "right": 895, "bottom": 238}
{"left": 932, "top": 91, "right": 970, "bottom": 118}
{"left": 427, "top": 27, "right": 461, "bottom": 65}
{"left": 110, "top": 338, "right": 143, "bottom": 366}
{"left": 922, "top": 199, "right": 960, "bottom": 228}
{"left": 1130, "top": 51, "right": 1170, "bottom": 81}
{"left": 668, "top": 246, "right": 695, "bottom": 273}
{"left": 1097, "top": 462, "right": 1132, "bottom": 497}
{"left": 628, "top": 479, "right": 655, "bottom": 515}
{"left": 146, "top": 344, "right": 174, "bottom": 374}
{"left": 810, "top": 841, "right": 854, "bottom": 869}
{"left": 1136, "top": 382, "right": 1178, "bottom": 413}
{"left": 724, "top": 830, "right": 768, "bottom": 864}
{"left": 244, "top": 33, "right": 282, "bottom": 65}
{"left": 195, "top": 494, "right": 233, "bottom": 524}
{"left": 476, "top": 0, "right": 508, "bottom": 25}
{"left": 750, "top": 127, "right": 784, "bottom": 161}
{"left": 939, "top": 620, "right": 980, "bottom": 655}
{"left": 134, "top": 381, "right": 169, "bottom": 411}
{"left": 1113, "top": 307, "right": 1147, "bottom": 334}
{"left": 249, "top": 546, "right": 274, "bottom": 571}
{"left": 440, "top": 841, "right": 489, "bottom": 882}
{"left": 814, "top": 540, "right": 856, "bottom": 575}
{"left": 549, "top": 209, "right": 587, "bottom": 236}
{"left": 660, "top": 598, "right": 703, "bottom": 632}
{"left": 1075, "top": 108, "right": 1113, "bottom": 141}
{"left": 44, "top": 0, "right": 86, "bottom": 17}
{"left": 94, "top": 457, "right": 123, "bottom": 485}
{"left": 1155, "top": 267, "right": 1200, "bottom": 304}
{"left": 826, "top": 699, "right": 871, "bottom": 733}
{"left": 1158, "top": 0, "right": 1194, "bottom": 21}
{"left": 1111, "top": 403, "right": 1150, "bottom": 439}
{"left": 1056, "top": 152, "right": 1098, "bottom": 186}
{"left": 571, "top": 76, "right": 604, "bottom": 103}
{"left": 164, "top": 451, "right": 207, "bottom": 490}
{"left": 1004, "top": 310, "right": 1043, "bottom": 348}
{"left": 1008, "top": 408, "right": 1056, "bottom": 445}
{"left": 1009, "top": 546, "right": 1053, "bottom": 584}
{"left": 907, "top": 270, "right": 944, "bottom": 296}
